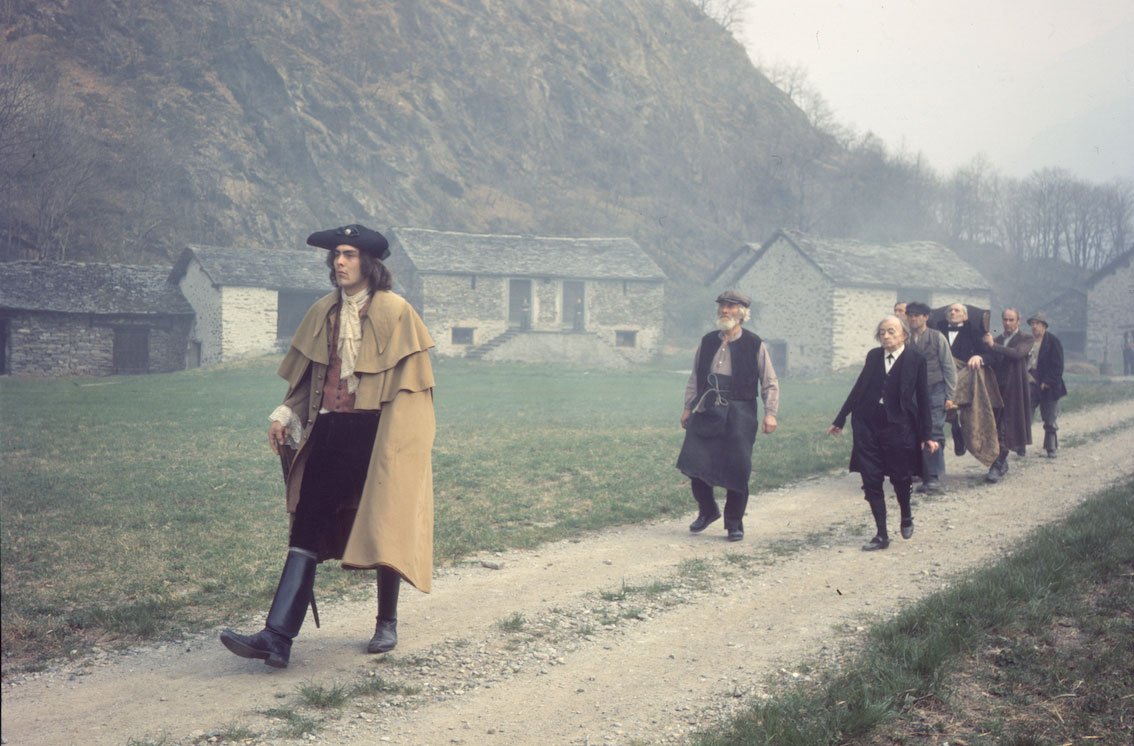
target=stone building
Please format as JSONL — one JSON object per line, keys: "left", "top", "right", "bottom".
{"left": 1084, "top": 248, "right": 1134, "bottom": 373}
{"left": 711, "top": 229, "right": 991, "bottom": 374}
{"left": 0, "top": 261, "right": 194, "bottom": 376}
{"left": 1035, "top": 287, "right": 1087, "bottom": 356}
{"left": 384, "top": 228, "right": 666, "bottom": 366}
{"left": 169, "top": 245, "right": 332, "bottom": 367}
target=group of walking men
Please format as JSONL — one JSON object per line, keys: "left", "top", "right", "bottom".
{"left": 678, "top": 291, "right": 1068, "bottom": 554}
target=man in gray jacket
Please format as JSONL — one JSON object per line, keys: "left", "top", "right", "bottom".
{"left": 905, "top": 302, "right": 956, "bottom": 492}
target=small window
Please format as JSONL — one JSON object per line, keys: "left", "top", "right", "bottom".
{"left": 452, "top": 327, "right": 475, "bottom": 345}
{"left": 615, "top": 330, "right": 637, "bottom": 348}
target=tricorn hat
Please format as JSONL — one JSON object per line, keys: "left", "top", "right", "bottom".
{"left": 715, "top": 289, "right": 751, "bottom": 307}
{"left": 306, "top": 224, "right": 390, "bottom": 260}
{"left": 1027, "top": 311, "right": 1049, "bottom": 328}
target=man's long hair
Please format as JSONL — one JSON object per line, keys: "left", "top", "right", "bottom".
{"left": 325, "top": 252, "right": 394, "bottom": 292}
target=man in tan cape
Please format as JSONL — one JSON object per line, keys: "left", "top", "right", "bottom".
{"left": 221, "top": 224, "right": 435, "bottom": 669}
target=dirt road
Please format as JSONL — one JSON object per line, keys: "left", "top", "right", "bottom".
{"left": 5, "top": 400, "right": 1133, "bottom": 746}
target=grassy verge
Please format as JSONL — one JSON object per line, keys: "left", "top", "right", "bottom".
{"left": 1, "top": 359, "right": 1131, "bottom": 673}
{"left": 693, "top": 475, "right": 1134, "bottom": 746}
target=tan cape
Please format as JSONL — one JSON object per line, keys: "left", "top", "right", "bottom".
{"left": 276, "top": 290, "right": 436, "bottom": 592}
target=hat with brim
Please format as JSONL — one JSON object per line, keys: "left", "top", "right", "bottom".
{"left": 306, "top": 224, "right": 389, "bottom": 260}
{"left": 1027, "top": 311, "right": 1048, "bottom": 327}
{"left": 715, "top": 289, "right": 751, "bottom": 307}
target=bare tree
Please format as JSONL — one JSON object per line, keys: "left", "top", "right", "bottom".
{"left": 689, "top": 0, "right": 753, "bottom": 35}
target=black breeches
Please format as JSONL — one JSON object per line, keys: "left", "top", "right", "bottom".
{"left": 290, "top": 412, "right": 380, "bottom": 557}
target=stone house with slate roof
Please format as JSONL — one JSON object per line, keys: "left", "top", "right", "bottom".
{"left": 384, "top": 228, "right": 666, "bottom": 366}
{"left": 169, "top": 245, "right": 333, "bottom": 367}
{"left": 1084, "top": 248, "right": 1134, "bottom": 373}
{"left": 0, "top": 261, "right": 195, "bottom": 376}
{"left": 711, "top": 229, "right": 991, "bottom": 375}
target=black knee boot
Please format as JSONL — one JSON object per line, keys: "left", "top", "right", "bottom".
{"left": 863, "top": 496, "right": 890, "bottom": 551}
{"left": 367, "top": 566, "right": 401, "bottom": 653}
{"left": 220, "top": 549, "right": 317, "bottom": 668}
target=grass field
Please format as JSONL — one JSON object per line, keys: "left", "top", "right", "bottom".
{"left": 2, "top": 355, "right": 1132, "bottom": 672}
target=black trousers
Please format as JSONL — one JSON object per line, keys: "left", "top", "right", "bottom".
{"left": 290, "top": 412, "right": 380, "bottom": 558}
{"left": 691, "top": 478, "right": 748, "bottom": 530}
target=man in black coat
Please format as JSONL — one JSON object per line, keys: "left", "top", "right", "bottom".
{"left": 827, "top": 316, "right": 938, "bottom": 551}
{"left": 1027, "top": 311, "right": 1067, "bottom": 457}
{"left": 935, "top": 303, "right": 992, "bottom": 455}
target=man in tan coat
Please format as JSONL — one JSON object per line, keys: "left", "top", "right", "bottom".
{"left": 221, "top": 224, "right": 435, "bottom": 669}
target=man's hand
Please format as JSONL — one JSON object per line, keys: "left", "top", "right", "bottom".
{"left": 680, "top": 408, "right": 691, "bottom": 429}
{"left": 1040, "top": 382, "right": 1049, "bottom": 391}
{"left": 966, "top": 355, "right": 983, "bottom": 370}
{"left": 268, "top": 421, "right": 291, "bottom": 455}
{"left": 826, "top": 424, "right": 842, "bottom": 436}
{"left": 923, "top": 440, "right": 940, "bottom": 453}
{"left": 944, "top": 399, "right": 957, "bottom": 411}
{"left": 982, "top": 332, "right": 994, "bottom": 347}
{"left": 762, "top": 414, "right": 777, "bottom": 434}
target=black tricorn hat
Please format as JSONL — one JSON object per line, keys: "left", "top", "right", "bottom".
{"left": 306, "top": 224, "right": 390, "bottom": 260}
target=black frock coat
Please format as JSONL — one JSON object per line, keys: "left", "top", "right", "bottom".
{"left": 832, "top": 346, "right": 932, "bottom": 482}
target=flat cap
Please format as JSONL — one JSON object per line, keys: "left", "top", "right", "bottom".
{"left": 306, "top": 224, "right": 390, "bottom": 260}
{"left": 715, "top": 289, "right": 751, "bottom": 307}
{"left": 1027, "top": 311, "right": 1048, "bottom": 327}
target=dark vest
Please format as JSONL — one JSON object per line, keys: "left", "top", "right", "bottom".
{"left": 696, "top": 329, "right": 763, "bottom": 401}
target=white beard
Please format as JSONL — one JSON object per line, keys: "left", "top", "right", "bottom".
{"left": 716, "top": 316, "right": 739, "bottom": 332}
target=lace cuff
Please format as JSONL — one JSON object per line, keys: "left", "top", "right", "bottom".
{"left": 269, "top": 405, "right": 303, "bottom": 449}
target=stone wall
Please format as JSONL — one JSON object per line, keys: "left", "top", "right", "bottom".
{"left": 220, "top": 285, "right": 278, "bottom": 361}
{"left": 417, "top": 273, "right": 663, "bottom": 362}
{"left": 1086, "top": 259, "right": 1134, "bottom": 371}
{"left": 735, "top": 239, "right": 831, "bottom": 375}
{"left": 4, "top": 311, "right": 190, "bottom": 376}
{"left": 830, "top": 287, "right": 898, "bottom": 370}
{"left": 177, "top": 260, "right": 223, "bottom": 365}
{"left": 419, "top": 274, "right": 510, "bottom": 357}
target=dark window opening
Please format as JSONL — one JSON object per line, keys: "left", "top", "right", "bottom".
{"left": 452, "top": 327, "right": 475, "bottom": 345}
{"left": 278, "top": 291, "right": 326, "bottom": 339}
{"left": 113, "top": 328, "right": 149, "bottom": 374}
{"left": 615, "top": 330, "right": 637, "bottom": 348}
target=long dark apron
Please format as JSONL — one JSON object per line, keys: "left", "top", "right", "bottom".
{"left": 676, "top": 374, "right": 759, "bottom": 494}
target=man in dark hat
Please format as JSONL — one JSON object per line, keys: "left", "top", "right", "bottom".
{"left": 676, "top": 290, "right": 779, "bottom": 542}
{"left": 220, "top": 224, "right": 436, "bottom": 668}
{"left": 1026, "top": 311, "right": 1066, "bottom": 458}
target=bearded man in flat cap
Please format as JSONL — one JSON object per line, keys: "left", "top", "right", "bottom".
{"left": 221, "top": 224, "right": 435, "bottom": 669}
{"left": 676, "top": 290, "right": 779, "bottom": 542}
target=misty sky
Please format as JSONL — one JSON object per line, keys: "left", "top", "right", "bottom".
{"left": 741, "top": 0, "right": 1134, "bottom": 182}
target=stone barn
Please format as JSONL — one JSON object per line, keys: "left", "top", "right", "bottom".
{"left": 170, "top": 245, "right": 333, "bottom": 367}
{"left": 711, "top": 229, "right": 990, "bottom": 374}
{"left": 1084, "top": 248, "right": 1134, "bottom": 373}
{"left": 0, "top": 261, "right": 194, "bottom": 376}
{"left": 384, "top": 228, "right": 666, "bottom": 366}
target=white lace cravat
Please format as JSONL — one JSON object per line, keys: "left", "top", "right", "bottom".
{"left": 337, "top": 286, "right": 371, "bottom": 394}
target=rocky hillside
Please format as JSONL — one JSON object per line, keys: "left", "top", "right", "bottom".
{"left": 1, "top": 0, "right": 833, "bottom": 281}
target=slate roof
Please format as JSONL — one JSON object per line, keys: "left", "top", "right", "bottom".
{"left": 712, "top": 229, "right": 989, "bottom": 291}
{"left": 0, "top": 261, "right": 194, "bottom": 316}
{"left": 388, "top": 228, "right": 666, "bottom": 281}
{"left": 169, "top": 245, "right": 333, "bottom": 291}
{"left": 1086, "top": 248, "right": 1133, "bottom": 288}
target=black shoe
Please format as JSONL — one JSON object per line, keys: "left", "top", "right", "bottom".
{"left": 367, "top": 618, "right": 397, "bottom": 653}
{"left": 727, "top": 528, "right": 744, "bottom": 542}
{"left": 1046, "top": 450, "right": 1056, "bottom": 459}
{"left": 900, "top": 520, "right": 914, "bottom": 540}
{"left": 985, "top": 465, "right": 1000, "bottom": 483}
{"left": 1015, "top": 447, "right": 1026, "bottom": 457}
{"left": 689, "top": 510, "right": 721, "bottom": 533}
{"left": 220, "top": 627, "right": 292, "bottom": 668}
{"left": 861, "top": 535, "right": 890, "bottom": 551}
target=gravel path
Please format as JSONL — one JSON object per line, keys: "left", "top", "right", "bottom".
{"left": 4, "top": 399, "right": 1133, "bottom": 746}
